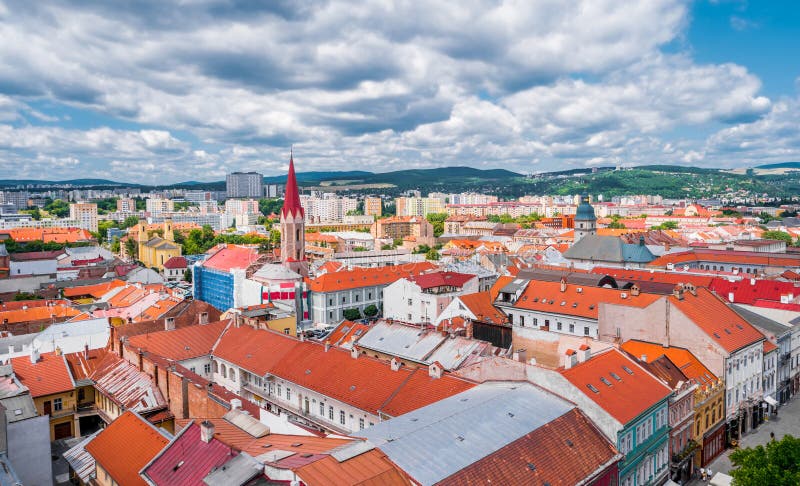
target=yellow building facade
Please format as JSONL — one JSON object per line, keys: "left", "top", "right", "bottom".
{"left": 137, "top": 220, "right": 182, "bottom": 270}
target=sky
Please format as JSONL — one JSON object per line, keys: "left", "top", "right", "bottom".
{"left": 0, "top": 0, "right": 798, "bottom": 184}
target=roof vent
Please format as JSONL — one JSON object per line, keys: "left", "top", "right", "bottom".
{"left": 527, "top": 463, "right": 536, "bottom": 471}
{"left": 576, "top": 288, "right": 583, "bottom": 293}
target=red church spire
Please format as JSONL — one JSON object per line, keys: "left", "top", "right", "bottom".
{"left": 281, "top": 149, "right": 304, "bottom": 218}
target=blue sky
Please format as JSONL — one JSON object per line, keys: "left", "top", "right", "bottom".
{"left": 0, "top": 0, "right": 798, "bottom": 184}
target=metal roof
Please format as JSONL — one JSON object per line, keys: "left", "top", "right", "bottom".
{"left": 0, "top": 393, "right": 36, "bottom": 422}
{"left": 202, "top": 452, "right": 262, "bottom": 486}
{"left": 356, "top": 321, "right": 445, "bottom": 363}
{"left": 358, "top": 382, "right": 574, "bottom": 486}
{"left": 732, "top": 304, "right": 792, "bottom": 337}
{"left": 223, "top": 409, "right": 270, "bottom": 438}
{"left": 63, "top": 431, "right": 100, "bottom": 484}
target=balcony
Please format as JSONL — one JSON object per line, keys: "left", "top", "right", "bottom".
{"left": 75, "top": 403, "right": 99, "bottom": 417}
{"left": 780, "top": 353, "right": 791, "bottom": 365}
{"left": 242, "top": 382, "right": 270, "bottom": 399}
{"left": 672, "top": 440, "right": 699, "bottom": 466}
{"left": 49, "top": 405, "right": 76, "bottom": 420}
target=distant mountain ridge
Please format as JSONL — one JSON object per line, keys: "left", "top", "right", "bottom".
{"left": 755, "top": 162, "right": 800, "bottom": 169}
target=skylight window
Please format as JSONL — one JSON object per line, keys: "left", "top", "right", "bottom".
{"left": 621, "top": 365, "right": 634, "bottom": 375}
{"left": 610, "top": 372, "right": 622, "bottom": 381}
{"left": 600, "top": 377, "right": 612, "bottom": 386}
{"left": 587, "top": 384, "right": 600, "bottom": 393}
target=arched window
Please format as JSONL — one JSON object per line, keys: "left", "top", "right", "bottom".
{"left": 220, "top": 364, "right": 227, "bottom": 379}
{"left": 213, "top": 361, "right": 219, "bottom": 373}
{"left": 230, "top": 369, "right": 237, "bottom": 383}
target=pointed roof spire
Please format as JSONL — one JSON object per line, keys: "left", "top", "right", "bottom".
{"left": 281, "top": 149, "right": 304, "bottom": 218}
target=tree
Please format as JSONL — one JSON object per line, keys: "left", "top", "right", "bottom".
{"left": 110, "top": 237, "right": 121, "bottom": 253}
{"left": 343, "top": 308, "right": 362, "bottom": 321}
{"left": 184, "top": 268, "right": 193, "bottom": 283}
{"left": 425, "top": 248, "right": 440, "bottom": 260}
{"left": 125, "top": 238, "right": 138, "bottom": 259}
{"left": 363, "top": 304, "right": 379, "bottom": 318}
{"left": 426, "top": 212, "right": 448, "bottom": 237}
{"left": 730, "top": 434, "right": 800, "bottom": 485}
{"left": 259, "top": 198, "right": 284, "bottom": 216}
{"left": 121, "top": 216, "right": 140, "bottom": 229}
{"left": 607, "top": 220, "right": 626, "bottom": 229}
{"left": 381, "top": 243, "right": 393, "bottom": 250}
{"left": 762, "top": 231, "right": 793, "bottom": 245}
{"left": 44, "top": 198, "right": 69, "bottom": 217}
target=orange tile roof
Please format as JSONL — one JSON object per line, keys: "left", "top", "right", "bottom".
{"left": 327, "top": 321, "right": 370, "bottom": 347}
{"left": 764, "top": 340, "right": 778, "bottom": 353}
{"left": 213, "top": 326, "right": 474, "bottom": 416}
{"left": 305, "top": 262, "right": 437, "bottom": 293}
{"left": 669, "top": 287, "right": 765, "bottom": 353}
{"left": 489, "top": 276, "right": 514, "bottom": 301}
{"left": 85, "top": 411, "right": 169, "bottom": 486}
{"left": 11, "top": 351, "right": 75, "bottom": 398}
{"left": 649, "top": 249, "right": 800, "bottom": 268}
{"left": 1, "top": 227, "right": 93, "bottom": 243}
{"left": 0, "top": 304, "right": 81, "bottom": 324}
{"left": 126, "top": 320, "right": 230, "bottom": 361}
{"left": 63, "top": 279, "right": 127, "bottom": 299}
{"left": 512, "top": 280, "right": 661, "bottom": 319}
{"left": 457, "top": 291, "right": 506, "bottom": 324}
{"left": 295, "top": 449, "right": 412, "bottom": 486}
{"left": 561, "top": 348, "right": 672, "bottom": 424}
{"left": 438, "top": 408, "right": 619, "bottom": 486}
{"left": 620, "top": 340, "right": 717, "bottom": 385}
{"left": 201, "top": 245, "right": 261, "bottom": 272}
{"left": 177, "top": 417, "right": 351, "bottom": 457}
{"left": 65, "top": 348, "right": 110, "bottom": 382}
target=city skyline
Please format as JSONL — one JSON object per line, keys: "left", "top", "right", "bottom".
{"left": 0, "top": 1, "right": 798, "bottom": 184}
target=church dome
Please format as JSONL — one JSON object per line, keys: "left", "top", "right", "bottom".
{"left": 575, "top": 194, "right": 596, "bottom": 221}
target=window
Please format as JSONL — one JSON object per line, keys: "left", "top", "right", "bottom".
{"left": 277, "top": 384, "right": 282, "bottom": 397}
{"left": 190, "top": 366, "right": 196, "bottom": 373}
{"left": 557, "top": 322, "right": 562, "bottom": 331}
{"left": 340, "top": 410, "right": 346, "bottom": 425}
{"left": 569, "top": 323, "right": 574, "bottom": 333}
{"left": 359, "top": 418, "right": 365, "bottom": 430}
{"left": 508, "top": 314, "right": 513, "bottom": 325}
{"left": 342, "top": 296, "right": 346, "bottom": 303}
{"left": 286, "top": 388, "right": 291, "bottom": 401}
{"left": 320, "top": 402, "right": 325, "bottom": 415}
{"left": 533, "top": 318, "right": 538, "bottom": 326}
{"left": 204, "top": 363, "right": 211, "bottom": 375}
{"left": 54, "top": 398, "right": 63, "bottom": 411}
{"left": 284, "top": 328, "right": 290, "bottom": 334}
{"left": 584, "top": 326, "right": 590, "bottom": 336}
{"left": 329, "top": 406, "right": 334, "bottom": 420}
{"left": 519, "top": 316, "right": 525, "bottom": 326}
{"left": 329, "top": 311, "right": 333, "bottom": 319}
{"left": 355, "top": 294, "right": 360, "bottom": 302}
{"left": 368, "top": 292, "right": 372, "bottom": 299}
{"left": 229, "top": 369, "right": 236, "bottom": 383}
{"left": 329, "top": 298, "right": 333, "bottom": 306}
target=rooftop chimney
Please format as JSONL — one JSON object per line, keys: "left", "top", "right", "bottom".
{"left": 164, "top": 317, "right": 176, "bottom": 331}
{"left": 428, "top": 363, "right": 442, "bottom": 379}
{"left": 84, "top": 344, "right": 89, "bottom": 360}
{"left": 324, "top": 340, "right": 330, "bottom": 352}
{"left": 578, "top": 344, "right": 590, "bottom": 363}
{"left": 200, "top": 420, "right": 215, "bottom": 443}
{"left": 640, "top": 354, "right": 648, "bottom": 362}
{"left": 560, "top": 277, "right": 567, "bottom": 293}
{"left": 564, "top": 349, "right": 577, "bottom": 369}
{"left": 230, "top": 398, "right": 242, "bottom": 410}
{"left": 29, "top": 348, "right": 40, "bottom": 364}
{"left": 390, "top": 357, "right": 401, "bottom": 371}
{"left": 351, "top": 347, "right": 359, "bottom": 359}
{"left": 630, "top": 284, "right": 640, "bottom": 297}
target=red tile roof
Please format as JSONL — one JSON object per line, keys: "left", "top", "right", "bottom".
{"left": 295, "top": 448, "right": 412, "bottom": 486}
{"left": 561, "top": 348, "right": 672, "bottom": 424}
{"left": 620, "top": 340, "right": 717, "bottom": 385}
{"left": 1, "top": 227, "right": 93, "bottom": 243}
{"left": 406, "top": 271, "right": 475, "bottom": 290}
{"left": 9, "top": 249, "right": 65, "bottom": 261}
{"left": 670, "top": 287, "right": 765, "bottom": 353}
{"left": 201, "top": 245, "right": 261, "bottom": 272}
{"left": 0, "top": 303, "right": 81, "bottom": 324}
{"left": 11, "top": 351, "right": 75, "bottom": 398}
{"left": 85, "top": 411, "right": 169, "bottom": 486}
{"left": 126, "top": 320, "right": 230, "bottom": 362}
{"left": 709, "top": 278, "right": 800, "bottom": 305}
{"left": 457, "top": 291, "right": 506, "bottom": 324}
{"left": 763, "top": 340, "right": 778, "bottom": 353}
{"left": 162, "top": 256, "right": 188, "bottom": 269}
{"left": 649, "top": 249, "right": 800, "bottom": 268}
{"left": 63, "top": 279, "right": 126, "bottom": 299}
{"left": 65, "top": 348, "right": 110, "bottom": 382}
{"left": 213, "top": 326, "right": 475, "bottom": 416}
{"left": 327, "top": 321, "right": 371, "bottom": 347}
{"left": 438, "top": 408, "right": 619, "bottom": 486}
{"left": 305, "top": 262, "right": 437, "bottom": 293}
{"left": 141, "top": 421, "right": 236, "bottom": 486}
{"left": 512, "top": 280, "right": 661, "bottom": 320}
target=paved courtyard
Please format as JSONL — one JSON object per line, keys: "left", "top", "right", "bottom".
{"left": 688, "top": 395, "right": 800, "bottom": 484}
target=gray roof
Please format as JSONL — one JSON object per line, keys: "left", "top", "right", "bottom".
{"left": 0, "top": 453, "right": 22, "bottom": 486}
{"left": 564, "top": 235, "right": 656, "bottom": 264}
{"left": 63, "top": 431, "right": 100, "bottom": 484}
{"left": 732, "top": 304, "right": 792, "bottom": 338}
{"left": 517, "top": 267, "right": 618, "bottom": 288}
{"left": 203, "top": 452, "right": 261, "bottom": 486}
{"left": 251, "top": 263, "right": 301, "bottom": 282}
{"left": 357, "top": 321, "right": 445, "bottom": 364}
{"left": 358, "top": 382, "right": 574, "bottom": 486}
{"left": 0, "top": 394, "right": 37, "bottom": 422}
{"left": 0, "top": 333, "right": 35, "bottom": 356}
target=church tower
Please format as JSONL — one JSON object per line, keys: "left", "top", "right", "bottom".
{"left": 280, "top": 152, "right": 308, "bottom": 276}
{"left": 573, "top": 194, "right": 597, "bottom": 243}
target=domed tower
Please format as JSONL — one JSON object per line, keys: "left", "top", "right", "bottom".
{"left": 574, "top": 194, "right": 596, "bottom": 243}
{"left": 280, "top": 151, "right": 308, "bottom": 277}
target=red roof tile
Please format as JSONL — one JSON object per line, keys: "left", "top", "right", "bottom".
{"left": 213, "top": 326, "right": 474, "bottom": 416}
{"left": 709, "top": 278, "right": 800, "bottom": 305}
{"left": 670, "top": 287, "right": 765, "bottom": 353}
{"left": 85, "top": 411, "right": 169, "bottom": 486}
{"left": 142, "top": 421, "right": 236, "bottom": 486}
{"left": 127, "top": 320, "right": 230, "bottom": 362}
{"left": 561, "top": 348, "right": 672, "bottom": 424}
{"left": 162, "top": 256, "right": 188, "bottom": 269}
{"left": 513, "top": 280, "right": 661, "bottom": 319}
{"left": 305, "top": 262, "right": 437, "bottom": 293}
{"left": 438, "top": 408, "right": 619, "bottom": 486}
{"left": 457, "top": 291, "right": 506, "bottom": 324}
{"left": 63, "top": 279, "right": 126, "bottom": 299}
{"left": 295, "top": 449, "right": 412, "bottom": 486}
{"left": 649, "top": 249, "right": 800, "bottom": 268}
{"left": 0, "top": 303, "right": 81, "bottom": 324}
{"left": 406, "top": 271, "right": 475, "bottom": 290}
{"left": 11, "top": 351, "right": 74, "bottom": 398}
{"left": 201, "top": 245, "right": 261, "bottom": 272}
{"left": 620, "top": 340, "right": 717, "bottom": 385}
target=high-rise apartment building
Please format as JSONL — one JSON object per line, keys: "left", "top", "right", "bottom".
{"left": 226, "top": 172, "right": 264, "bottom": 199}
{"left": 0, "top": 191, "right": 30, "bottom": 211}
{"left": 395, "top": 197, "right": 446, "bottom": 217}
{"left": 69, "top": 202, "right": 98, "bottom": 232}
{"left": 116, "top": 198, "right": 136, "bottom": 213}
{"left": 299, "top": 193, "right": 357, "bottom": 223}
{"left": 364, "top": 197, "right": 382, "bottom": 218}
{"left": 146, "top": 198, "right": 175, "bottom": 215}
{"left": 224, "top": 199, "right": 260, "bottom": 214}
